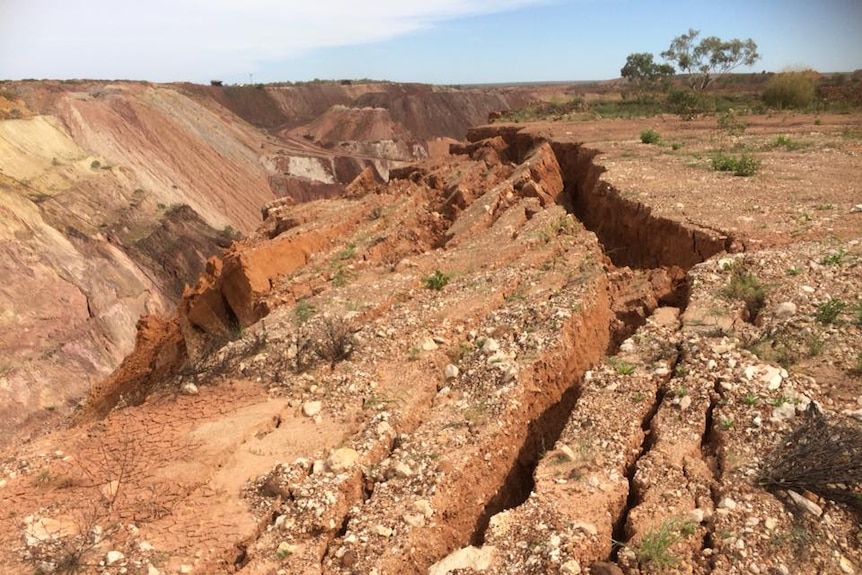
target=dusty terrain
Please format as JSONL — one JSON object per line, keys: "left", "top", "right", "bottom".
{"left": 0, "top": 95, "right": 860, "bottom": 575}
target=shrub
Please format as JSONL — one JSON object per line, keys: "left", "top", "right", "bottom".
{"left": 314, "top": 318, "right": 355, "bottom": 368}
{"left": 717, "top": 110, "right": 748, "bottom": 136}
{"left": 722, "top": 265, "right": 766, "bottom": 321}
{"left": 90, "top": 160, "right": 101, "bottom": 169}
{"left": 666, "top": 89, "right": 708, "bottom": 120}
{"left": 758, "top": 404, "right": 862, "bottom": 510}
{"left": 762, "top": 71, "right": 816, "bottom": 109}
{"left": 294, "top": 300, "right": 316, "bottom": 324}
{"left": 711, "top": 152, "right": 760, "bottom": 176}
{"left": 640, "top": 129, "right": 661, "bottom": 144}
{"left": 772, "top": 135, "right": 807, "bottom": 151}
{"left": 423, "top": 270, "right": 451, "bottom": 291}
{"left": 815, "top": 298, "right": 845, "bottom": 324}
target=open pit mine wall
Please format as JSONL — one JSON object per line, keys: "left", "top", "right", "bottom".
{"left": 0, "top": 82, "right": 278, "bottom": 438}
{"left": 190, "top": 82, "right": 534, "bottom": 140}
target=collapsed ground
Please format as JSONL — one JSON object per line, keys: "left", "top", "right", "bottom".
{"left": 0, "top": 113, "right": 860, "bottom": 575}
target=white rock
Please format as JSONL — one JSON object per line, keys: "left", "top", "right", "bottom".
{"left": 843, "top": 407, "right": 862, "bottom": 421}
{"left": 276, "top": 541, "right": 297, "bottom": 557}
{"left": 180, "top": 564, "right": 193, "bottom": 574}
{"left": 688, "top": 508, "right": 705, "bottom": 524}
{"left": 743, "top": 366, "right": 758, "bottom": 380}
{"left": 421, "top": 338, "right": 439, "bottom": 351}
{"left": 376, "top": 421, "right": 394, "bottom": 436}
{"left": 181, "top": 383, "right": 199, "bottom": 395}
{"left": 105, "top": 550, "right": 125, "bottom": 565}
{"left": 393, "top": 462, "right": 413, "bottom": 478}
{"left": 326, "top": 448, "right": 360, "bottom": 473}
{"left": 481, "top": 338, "right": 500, "bottom": 353}
{"left": 787, "top": 490, "right": 822, "bottom": 517}
{"left": 139, "top": 541, "right": 155, "bottom": 552}
{"left": 560, "top": 560, "right": 582, "bottom": 575}
{"left": 679, "top": 396, "right": 692, "bottom": 411}
{"left": 403, "top": 513, "right": 425, "bottom": 528}
{"left": 429, "top": 546, "right": 495, "bottom": 575}
{"left": 375, "top": 525, "right": 393, "bottom": 537}
{"left": 147, "top": 564, "right": 160, "bottom": 575}
{"left": 415, "top": 499, "right": 434, "bottom": 518}
{"left": 718, "top": 497, "right": 737, "bottom": 510}
{"left": 774, "top": 301, "right": 797, "bottom": 320}
{"left": 444, "top": 364, "right": 460, "bottom": 380}
{"left": 764, "top": 517, "right": 777, "bottom": 530}
{"left": 771, "top": 403, "right": 797, "bottom": 422}
{"left": 302, "top": 401, "right": 322, "bottom": 417}
{"left": 761, "top": 366, "right": 783, "bottom": 391}
{"left": 839, "top": 554, "right": 855, "bottom": 574}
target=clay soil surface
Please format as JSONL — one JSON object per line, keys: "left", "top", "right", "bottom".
{"left": 1, "top": 112, "right": 860, "bottom": 575}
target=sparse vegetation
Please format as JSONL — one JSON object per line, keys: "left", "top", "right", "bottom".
{"left": 634, "top": 517, "right": 696, "bottom": 568}
{"left": 762, "top": 70, "right": 816, "bottom": 109}
{"left": 610, "top": 358, "right": 637, "bottom": 375}
{"left": 820, "top": 248, "right": 846, "bottom": 265}
{"left": 741, "top": 392, "right": 759, "bottom": 406}
{"left": 423, "top": 270, "right": 452, "bottom": 291}
{"left": 815, "top": 298, "right": 845, "bottom": 324}
{"left": 294, "top": 300, "right": 316, "bottom": 324}
{"left": 771, "top": 134, "right": 807, "bottom": 151}
{"left": 314, "top": 318, "right": 355, "bottom": 369}
{"left": 640, "top": 129, "right": 661, "bottom": 144}
{"left": 759, "top": 404, "right": 862, "bottom": 510}
{"left": 711, "top": 152, "right": 760, "bottom": 176}
{"left": 722, "top": 264, "right": 766, "bottom": 320}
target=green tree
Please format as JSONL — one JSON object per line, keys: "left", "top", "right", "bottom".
{"left": 661, "top": 29, "right": 760, "bottom": 91}
{"left": 620, "top": 52, "right": 675, "bottom": 100}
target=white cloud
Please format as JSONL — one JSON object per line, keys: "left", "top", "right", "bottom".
{"left": 0, "top": 0, "right": 548, "bottom": 81}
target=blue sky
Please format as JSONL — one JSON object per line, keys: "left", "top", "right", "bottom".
{"left": 1, "top": 0, "right": 860, "bottom": 84}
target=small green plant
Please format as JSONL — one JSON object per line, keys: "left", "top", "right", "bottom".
{"left": 671, "top": 142, "right": 683, "bottom": 150}
{"left": 675, "top": 386, "right": 688, "bottom": 397}
{"left": 294, "top": 300, "right": 316, "bottom": 324}
{"left": 711, "top": 152, "right": 760, "bottom": 176}
{"left": 772, "top": 134, "right": 806, "bottom": 151}
{"left": 786, "top": 266, "right": 802, "bottom": 276}
{"left": 722, "top": 265, "right": 766, "bottom": 321}
{"left": 423, "top": 270, "right": 452, "bottom": 291}
{"left": 741, "top": 392, "right": 759, "bottom": 406}
{"left": 820, "top": 248, "right": 846, "bottom": 265}
{"left": 805, "top": 334, "right": 824, "bottom": 357}
{"left": 720, "top": 417, "right": 735, "bottom": 430}
{"left": 634, "top": 518, "right": 694, "bottom": 568}
{"left": 332, "top": 266, "right": 351, "bottom": 287}
{"left": 632, "top": 391, "right": 646, "bottom": 403}
{"left": 852, "top": 301, "right": 862, "bottom": 326}
{"left": 334, "top": 243, "right": 356, "bottom": 261}
{"left": 815, "top": 298, "right": 845, "bottom": 324}
{"left": 717, "top": 110, "right": 748, "bottom": 136}
{"left": 640, "top": 129, "right": 661, "bottom": 144}
{"left": 609, "top": 358, "right": 637, "bottom": 375}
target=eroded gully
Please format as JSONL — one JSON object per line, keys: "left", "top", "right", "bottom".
{"left": 461, "top": 131, "right": 738, "bottom": 570}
